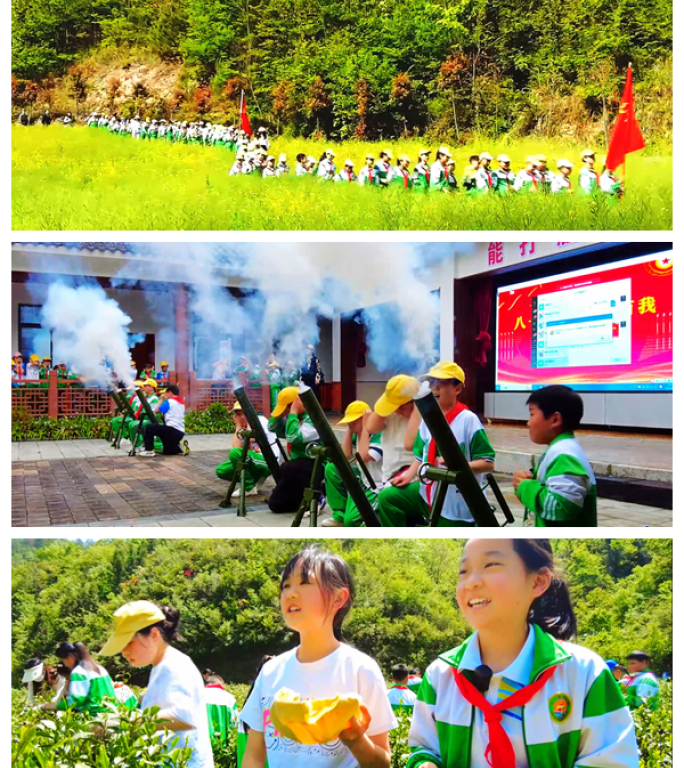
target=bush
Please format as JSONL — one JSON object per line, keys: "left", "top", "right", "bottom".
{"left": 11, "top": 404, "right": 235, "bottom": 441}
{"left": 12, "top": 696, "right": 193, "bottom": 767}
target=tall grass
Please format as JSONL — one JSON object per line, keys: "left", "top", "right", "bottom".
{"left": 12, "top": 126, "right": 672, "bottom": 230}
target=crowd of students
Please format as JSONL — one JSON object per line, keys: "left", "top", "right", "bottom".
{"left": 22, "top": 543, "right": 656, "bottom": 768}
{"left": 29, "top": 110, "right": 623, "bottom": 197}
{"left": 217, "top": 360, "right": 598, "bottom": 527}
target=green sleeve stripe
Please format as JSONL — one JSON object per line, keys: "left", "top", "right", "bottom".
{"left": 584, "top": 668, "right": 629, "bottom": 717}
{"left": 413, "top": 431, "right": 426, "bottom": 461}
{"left": 470, "top": 429, "right": 495, "bottom": 461}
{"left": 416, "top": 675, "right": 437, "bottom": 705}
{"left": 407, "top": 749, "right": 443, "bottom": 768}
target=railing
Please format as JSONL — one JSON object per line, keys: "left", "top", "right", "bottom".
{"left": 11, "top": 370, "right": 275, "bottom": 418}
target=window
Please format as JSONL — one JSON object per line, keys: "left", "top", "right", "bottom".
{"left": 18, "top": 305, "right": 51, "bottom": 361}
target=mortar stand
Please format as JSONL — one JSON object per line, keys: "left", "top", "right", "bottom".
{"left": 291, "top": 445, "right": 328, "bottom": 528}
{"left": 218, "top": 430, "right": 253, "bottom": 516}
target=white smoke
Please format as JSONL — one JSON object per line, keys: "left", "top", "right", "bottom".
{"left": 40, "top": 282, "right": 135, "bottom": 389}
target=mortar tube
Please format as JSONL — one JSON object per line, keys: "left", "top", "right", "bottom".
{"left": 413, "top": 387, "right": 499, "bottom": 527}
{"left": 234, "top": 386, "right": 282, "bottom": 482}
{"left": 136, "top": 387, "right": 160, "bottom": 424}
{"left": 298, "top": 383, "right": 380, "bottom": 527}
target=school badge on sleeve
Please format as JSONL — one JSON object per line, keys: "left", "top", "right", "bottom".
{"left": 548, "top": 693, "right": 572, "bottom": 723}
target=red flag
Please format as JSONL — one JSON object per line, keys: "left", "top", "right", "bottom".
{"left": 605, "top": 65, "right": 645, "bottom": 171}
{"left": 240, "top": 92, "right": 252, "bottom": 136}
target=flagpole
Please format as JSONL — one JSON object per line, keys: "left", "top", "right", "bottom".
{"left": 239, "top": 90, "right": 243, "bottom": 128}
{"left": 623, "top": 62, "right": 632, "bottom": 196}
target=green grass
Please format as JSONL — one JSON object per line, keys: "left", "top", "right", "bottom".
{"left": 12, "top": 126, "right": 672, "bottom": 230}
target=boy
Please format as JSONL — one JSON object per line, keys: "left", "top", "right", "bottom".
{"left": 551, "top": 159, "right": 574, "bottom": 193}
{"left": 387, "top": 664, "right": 417, "bottom": 712}
{"left": 620, "top": 651, "right": 660, "bottom": 711}
{"left": 514, "top": 155, "right": 539, "bottom": 192}
{"left": 462, "top": 154, "right": 480, "bottom": 192}
{"left": 579, "top": 148, "right": 600, "bottom": 194}
{"left": 321, "top": 400, "right": 383, "bottom": 527}
{"left": 215, "top": 403, "right": 275, "bottom": 497}
{"left": 513, "top": 385, "right": 597, "bottom": 526}
{"left": 374, "top": 149, "right": 393, "bottom": 187}
{"left": 358, "top": 154, "right": 377, "bottom": 186}
{"left": 474, "top": 152, "right": 496, "bottom": 193}
{"left": 267, "top": 386, "right": 320, "bottom": 513}
{"left": 377, "top": 363, "right": 495, "bottom": 527}
{"left": 412, "top": 149, "right": 431, "bottom": 192}
{"left": 493, "top": 154, "right": 515, "bottom": 194}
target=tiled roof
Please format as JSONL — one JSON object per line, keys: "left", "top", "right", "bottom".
{"left": 12, "top": 242, "right": 136, "bottom": 253}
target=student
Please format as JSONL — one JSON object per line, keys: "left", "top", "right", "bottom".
{"left": 429, "top": 147, "right": 451, "bottom": 193}
{"left": 407, "top": 539, "right": 639, "bottom": 768}
{"left": 377, "top": 362, "right": 495, "bottom": 527}
{"left": 100, "top": 601, "right": 215, "bottom": 768}
{"left": 493, "top": 155, "right": 515, "bottom": 194}
{"left": 124, "top": 379, "right": 160, "bottom": 446}
{"left": 240, "top": 546, "right": 397, "bottom": 768}
{"left": 462, "top": 155, "right": 480, "bottom": 192}
{"left": 140, "top": 383, "right": 190, "bottom": 456}
{"left": 390, "top": 155, "right": 412, "bottom": 189}
{"left": 336, "top": 160, "right": 358, "bottom": 183}
{"left": 267, "top": 387, "right": 320, "bottom": 513}
{"left": 321, "top": 400, "right": 383, "bottom": 527}
{"left": 513, "top": 385, "right": 597, "bottom": 526}
{"left": 513, "top": 156, "right": 538, "bottom": 192}
{"left": 375, "top": 150, "right": 393, "bottom": 187}
{"left": 275, "top": 154, "right": 290, "bottom": 177}
{"left": 387, "top": 665, "right": 417, "bottom": 712}
{"left": 533, "top": 154, "right": 554, "bottom": 192}
{"left": 474, "top": 153, "right": 495, "bottom": 193}
{"left": 25, "top": 354, "right": 42, "bottom": 380}
{"left": 110, "top": 381, "right": 142, "bottom": 445}
{"left": 551, "top": 160, "right": 574, "bottom": 193}
{"left": 620, "top": 651, "right": 660, "bottom": 711}
{"left": 412, "top": 149, "right": 431, "bottom": 192}
{"left": 38, "top": 642, "right": 116, "bottom": 715}
{"left": 358, "top": 154, "right": 377, "bottom": 186}
{"left": 205, "top": 674, "right": 238, "bottom": 743}
{"left": 215, "top": 402, "right": 275, "bottom": 496}
{"left": 407, "top": 669, "right": 422, "bottom": 693}
{"left": 295, "top": 153, "right": 309, "bottom": 176}
{"left": 445, "top": 159, "right": 459, "bottom": 192}
{"left": 318, "top": 149, "right": 337, "bottom": 180}
{"left": 579, "top": 149, "right": 600, "bottom": 194}
{"left": 366, "top": 375, "right": 420, "bottom": 494}
{"left": 612, "top": 663, "right": 627, "bottom": 683}
{"left": 156, "top": 361, "right": 170, "bottom": 381}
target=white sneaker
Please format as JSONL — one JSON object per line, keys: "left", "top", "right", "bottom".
{"left": 321, "top": 517, "right": 344, "bottom": 527}
{"left": 303, "top": 510, "right": 310, "bottom": 519}
{"left": 232, "top": 485, "right": 258, "bottom": 498}
{"left": 120, "top": 437, "right": 130, "bottom": 446}
{"left": 138, "top": 450, "right": 156, "bottom": 457}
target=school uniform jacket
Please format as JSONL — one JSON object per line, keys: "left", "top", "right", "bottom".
{"left": 408, "top": 624, "right": 639, "bottom": 768}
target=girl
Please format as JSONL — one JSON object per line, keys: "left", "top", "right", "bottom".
{"left": 241, "top": 546, "right": 396, "bottom": 768}
{"left": 408, "top": 539, "right": 638, "bottom": 768}
{"left": 39, "top": 642, "right": 115, "bottom": 714}
{"left": 100, "top": 601, "right": 214, "bottom": 768}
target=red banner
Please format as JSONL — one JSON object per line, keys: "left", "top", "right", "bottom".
{"left": 605, "top": 66, "right": 645, "bottom": 171}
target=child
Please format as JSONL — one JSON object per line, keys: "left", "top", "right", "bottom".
{"left": 387, "top": 664, "right": 417, "bottom": 712}
{"left": 513, "top": 385, "right": 597, "bottom": 527}
{"left": 321, "top": 400, "right": 383, "bottom": 527}
{"left": 408, "top": 539, "right": 639, "bottom": 768}
{"left": 240, "top": 546, "right": 397, "bottom": 767}
{"left": 620, "top": 651, "right": 660, "bottom": 711}
{"left": 377, "top": 362, "right": 495, "bottom": 527}
{"left": 462, "top": 154, "right": 480, "bottom": 192}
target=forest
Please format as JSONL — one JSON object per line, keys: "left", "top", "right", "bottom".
{"left": 11, "top": 0, "right": 673, "bottom": 141}
{"left": 11, "top": 537, "right": 672, "bottom": 688}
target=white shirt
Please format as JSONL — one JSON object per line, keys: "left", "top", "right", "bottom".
{"left": 380, "top": 412, "right": 415, "bottom": 485}
{"left": 240, "top": 643, "right": 397, "bottom": 768}
{"left": 463, "top": 627, "right": 535, "bottom": 768}
{"left": 142, "top": 646, "right": 215, "bottom": 768}
{"left": 387, "top": 685, "right": 417, "bottom": 709}
{"left": 157, "top": 397, "right": 186, "bottom": 432}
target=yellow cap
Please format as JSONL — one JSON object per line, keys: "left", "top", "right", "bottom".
{"left": 272, "top": 386, "right": 299, "bottom": 418}
{"left": 99, "top": 601, "right": 165, "bottom": 656}
{"left": 338, "top": 400, "right": 371, "bottom": 425}
{"left": 143, "top": 379, "right": 158, "bottom": 389}
{"left": 230, "top": 401, "right": 243, "bottom": 412}
{"left": 423, "top": 361, "right": 466, "bottom": 384}
{"left": 160, "top": 361, "right": 168, "bottom": 367}
{"left": 30, "top": 354, "right": 40, "bottom": 363}
{"left": 133, "top": 380, "right": 145, "bottom": 387}
{"left": 130, "top": 361, "right": 137, "bottom": 367}
{"left": 374, "top": 375, "right": 420, "bottom": 417}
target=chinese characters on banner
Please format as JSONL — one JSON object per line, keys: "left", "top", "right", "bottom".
{"left": 486, "top": 242, "right": 577, "bottom": 269}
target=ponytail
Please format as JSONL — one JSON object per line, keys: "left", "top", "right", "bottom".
{"left": 138, "top": 605, "right": 182, "bottom": 645}
{"left": 512, "top": 539, "right": 577, "bottom": 640}
{"left": 55, "top": 641, "right": 99, "bottom": 673}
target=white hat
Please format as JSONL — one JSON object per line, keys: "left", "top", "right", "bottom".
{"left": 325, "top": 148, "right": 336, "bottom": 157}
{"left": 279, "top": 153, "right": 287, "bottom": 162}
{"left": 479, "top": 152, "right": 493, "bottom": 161}
{"left": 307, "top": 156, "right": 317, "bottom": 163}
{"left": 557, "top": 159, "right": 574, "bottom": 169}
{"left": 497, "top": 154, "right": 511, "bottom": 163}
{"left": 437, "top": 146, "right": 452, "bottom": 158}
{"left": 23, "top": 661, "right": 44, "bottom": 683}
{"left": 267, "top": 155, "right": 275, "bottom": 161}
{"left": 344, "top": 159, "right": 355, "bottom": 166}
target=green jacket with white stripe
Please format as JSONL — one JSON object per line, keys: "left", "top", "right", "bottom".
{"left": 56, "top": 663, "right": 116, "bottom": 715}
{"left": 516, "top": 432, "right": 597, "bottom": 527}
{"left": 407, "top": 624, "right": 639, "bottom": 768}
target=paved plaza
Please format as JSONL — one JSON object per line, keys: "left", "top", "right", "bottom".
{"left": 12, "top": 428, "right": 672, "bottom": 528}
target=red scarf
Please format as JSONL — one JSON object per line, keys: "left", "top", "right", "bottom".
{"left": 453, "top": 665, "right": 557, "bottom": 768}
{"left": 426, "top": 167, "right": 430, "bottom": 184}
{"left": 205, "top": 684, "right": 226, "bottom": 690}
{"left": 400, "top": 168, "right": 408, "bottom": 188}
{"left": 486, "top": 170, "right": 493, "bottom": 187}
{"left": 167, "top": 395, "right": 185, "bottom": 405}
{"left": 426, "top": 402, "right": 468, "bottom": 504}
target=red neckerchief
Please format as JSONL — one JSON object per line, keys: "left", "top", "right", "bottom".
{"left": 167, "top": 395, "right": 185, "bottom": 405}
{"left": 205, "top": 684, "right": 226, "bottom": 690}
{"left": 401, "top": 168, "right": 408, "bottom": 188}
{"left": 393, "top": 685, "right": 409, "bottom": 690}
{"left": 426, "top": 166, "right": 430, "bottom": 184}
{"left": 486, "top": 170, "right": 493, "bottom": 187}
{"left": 426, "top": 402, "right": 468, "bottom": 504}
{"left": 346, "top": 169, "right": 352, "bottom": 181}
{"left": 453, "top": 665, "right": 557, "bottom": 768}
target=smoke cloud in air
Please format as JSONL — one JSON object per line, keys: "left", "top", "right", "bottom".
{"left": 40, "top": 282, "right": 135, "bottom": 389}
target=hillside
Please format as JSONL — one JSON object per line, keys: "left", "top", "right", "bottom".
{"left": 11, "top": 0, "right": 673, "bottom": 142}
